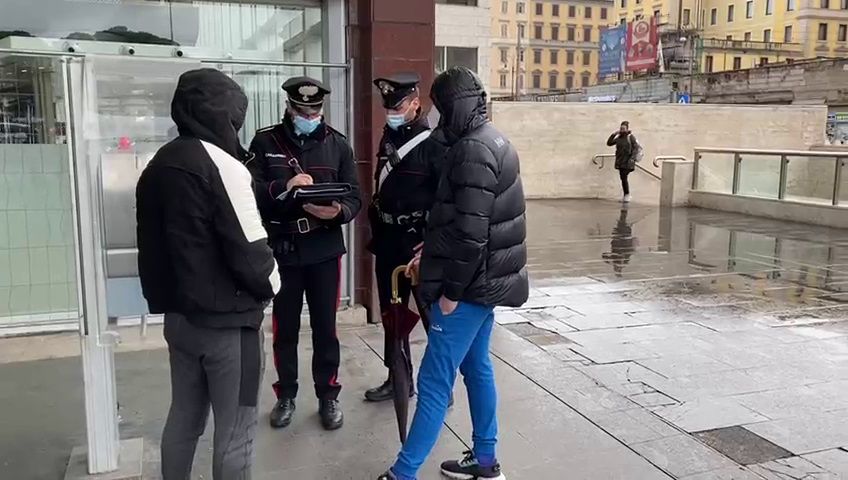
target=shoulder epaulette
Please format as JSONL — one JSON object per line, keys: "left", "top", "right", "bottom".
{"left": 326, "top": 125, "right": 348, "bottom": 139}
{"left": 255, "top": 124, "right": 278, "bottom": 134}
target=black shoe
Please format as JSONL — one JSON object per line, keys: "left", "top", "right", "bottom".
{"left": 376, "top": 470, "right": 398, "bottom": 480}
{"left": 319, "top": 399, "right": 344, "bottom": 430}
{"left": 269, "top": 397, "right": 295, "bottom": 429}
{"left": 365, "top": 378, "right": 394, "bottom": 402}
{"left": 440, "top": 450, "right": 505, "bottom": 479}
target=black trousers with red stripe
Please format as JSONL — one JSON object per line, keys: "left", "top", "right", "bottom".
{"left": 271, "top": 257, "right": 341, "bottom": 401}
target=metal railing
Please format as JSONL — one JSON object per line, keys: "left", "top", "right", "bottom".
{"left": 592, "top": 153, "right": 662, "bottom": 181}
{"left": 692, "top": 147, "right": 848, "bottom": 206}
{"left": 653, "top": 155, "right": 689, "bottom": 168}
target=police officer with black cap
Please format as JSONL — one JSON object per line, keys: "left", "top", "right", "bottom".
{"left": 246, "top": 76, "right": 361, "bottom": 431}
{"left": 364, "top": 72, "right": 448, "bottom": 402}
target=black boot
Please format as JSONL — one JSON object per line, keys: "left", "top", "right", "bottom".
{"left": 364, "top": 377, "right": 394, "bottom": 402}
{"left": 269, "top": 397, "right": 296, "bottom": 429}
{"left": 319, "top": 399, "right": 344, "bottom": 430}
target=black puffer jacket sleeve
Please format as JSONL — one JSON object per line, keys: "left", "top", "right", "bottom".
{"left": 442, "top": 140, "right": 498, "bottom": 301}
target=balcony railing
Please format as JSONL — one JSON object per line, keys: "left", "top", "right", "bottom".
{"left": 692, "top": 147, "right": 848, "bottom": 206}
{"left": 700, "top": 38, "right": 803, "bottom": 54}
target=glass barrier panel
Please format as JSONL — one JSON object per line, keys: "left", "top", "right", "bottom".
{"left": 785, "top": 155, "right": 838, "bottom": 205}
{"left": 0, "top": 54, "right": 80, "bottom": 327}
{"left": 737, "top": 154, "right": 781, "bottom": 199}
{"left": 695, "top": 152, "right": 735, "bottom": 193}
{"left": 839, "top": 157, "right": 848, "bottom": 206}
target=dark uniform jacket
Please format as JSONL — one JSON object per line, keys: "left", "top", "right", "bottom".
{"left": 136, "top": 69, "right": 280, "bottom": 329}
{"left": 418, "top": 77, "right": 529, "bottom": 308}
{"left": 368, "top": 113, "right": 447, "bottom": 259}
{"left": 247, "top": 115, "right": 361, "bottom": 267}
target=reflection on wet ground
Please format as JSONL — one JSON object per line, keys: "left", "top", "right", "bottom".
{"left": 526, "top": 200, "right": 848, "bottom": 323}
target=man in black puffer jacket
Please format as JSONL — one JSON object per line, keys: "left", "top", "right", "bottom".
{"left": 378, "top": 66, "right": 528, "bottom": 480}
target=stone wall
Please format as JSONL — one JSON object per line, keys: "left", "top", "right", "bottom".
{"left": 490, "top": 102, "right": 828, "bottom": 203}
{"left": 435, "top": 1, "right": 491, "bottom": 91}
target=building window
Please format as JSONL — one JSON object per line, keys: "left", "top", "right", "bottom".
{"left": 584, "top": 26, "right": 592, "bottom": 41}
{"left": 535, "top": 2, "right": 543, "bottom": 15}
{"left": 535, "top": 24, "right": 543, "bottom": 38}
{"left": 760, "top": 57, "right": 769, "bottom": 66}
{"left": 766, "top": 0, "right": 774, "bottom": 14}
{"left": 568, "top": 26, "right": 576, "bottom": 41}
{"left": 601, "top": 7, "right": 608, "bottom": 19}
{"left": 435, "top": 46, "right": 479, "bottom": 74}
{"left": 501, "top": 1, "right": 509, "bottom": 13}
{"left": 532, "top": 73, "right": 542, "bottom": 89}
{"left": 553, "top": 4, "right": 560, "bottom": 16}
{"left": 785, "top": 25, "right": 793, "bottom": 41}
{"left": 839, "top": 24, "right": 848, "bottom": 41}
{"left": 744, "top": 31, "right": 752, "bottom": 40}
{"left": 566, "top": 50, "right": 575, "bottom": 64}
{"left": 683, "top": 9, "right": 691, "bottom": 24}
{"left": 727, "top": 34, "right": 734, "bottom": 40}
{"left": 533, "top": 49, "right": 542, "bottom": 63}
{"left": 551, "top": 49, "right": 559, "bottom": 63}
{"left": 843, "top": 0, "right": 848, "bottom": 9}
{"left": 728, "top": 5, "right": 735, "bottom": 22}
{"left": 746, "top": 1, "right": 754, "bottom": 18}
{"left": 620, "top": 17, "right": 627, "bottom": 26}
{"left": 764, "top": 29, "right": 772, "bottom": 42}
{"left": 566, "top": 75, "right": 574, "bottom": 89}
{"left": 549, "top": 73, "right": 558, "bottom": 89}
{"left": 710, "top": 8, "right": 718, "bottom": 24}
{"left": 819, "top": 23, "right": 829, "bottom": 40}
{"left": 581, "top": 74, "right": 591, "bottom": 87}
{"left": 500, "top": 48, "right": 509, "bottom": 63}
{"left": 569, "top": 5, "right": 577, "bottom": 17}
{"left": 733, "top": 57, "right": 742, "bottom": 69}
{"left": 582, "top": 50, "right": 591, "bottom": 65}
{"left": 501, "top": 23, "right": 508, "bottom": 37}
{"left": 585, "top": 6, "right": 593, "bottom": 18}
{"left": 518, "top": 48, "right": 525, "bottom": 62}
{"left": 654, "top": 9, "right": 661, "bottom": 20}
{"left": 517, "top": 2, "right": 525, "bottom": 13}
{"left": 787, "top": 0, "right": 795, "bottom": 9}
{"left": 705, "top": 55, "right": 714, "bottom": 72}
{"left": 552, "top": 25, "right": 560, "bottom": 40}
{"left": 499, "top": 74, "right": 507, "bottom": 88}
{"left": 518, "top": 23, "right": 526, "bottom": 38}
{"left": 821, "top": 0, "right": 830, "bottom": 8}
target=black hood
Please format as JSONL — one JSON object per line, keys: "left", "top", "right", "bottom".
{"left": 429, "top": 67, "right": 488, "bottom": 145}
{"left": 171, "top": 68, "right": 249, "bottom": 159}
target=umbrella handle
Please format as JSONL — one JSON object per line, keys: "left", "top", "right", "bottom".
{"left": 391, "top": 265, "right": 407, "bottom": 304}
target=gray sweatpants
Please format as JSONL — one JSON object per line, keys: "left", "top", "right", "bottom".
{"left": 161, "top": 313, "right": 265, "bottom": 480}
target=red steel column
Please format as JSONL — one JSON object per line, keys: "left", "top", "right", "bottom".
{"left": 347, "top": 0, "right": 436, "bottom": 322}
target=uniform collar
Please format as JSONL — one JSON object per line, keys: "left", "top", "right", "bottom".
{"left": 385, "top": 109, "right": 429, "bottom": 145}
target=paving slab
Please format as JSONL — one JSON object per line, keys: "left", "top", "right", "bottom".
{"left": 748, "top": 456, "right": 838, "bottom": 480}
{"left": 745, "top": 410, "right": 848, "bottom": 455}
{"left": 654, "top": 399, "right": 770, "bottom": 433}
{"left": 630, "top": 434, "right": 740, "bottom": 478}
{"left": 803, "top": 449, "right": 848, "bottom": 477}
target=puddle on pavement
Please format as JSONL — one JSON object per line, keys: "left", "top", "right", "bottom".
{"left": 525, "top": 201, "right": 848, "bottom": 326}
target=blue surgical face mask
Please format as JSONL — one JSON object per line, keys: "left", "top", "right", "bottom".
{"left": 386, "top": 114, "right": 407, "bottom": 130}
{"left": 293, "top": 115, "right": 321, "bottom": 136}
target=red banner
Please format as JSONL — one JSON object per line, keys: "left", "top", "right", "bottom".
{"left": 625, "top": 18, "right": 658, "bottom": 72}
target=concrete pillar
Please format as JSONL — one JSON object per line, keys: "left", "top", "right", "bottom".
{"left": 347, "top": 0, "right": 436, "bottom": 321}
{"left": 660, "top": 159, "right": 695, "bottom": 208}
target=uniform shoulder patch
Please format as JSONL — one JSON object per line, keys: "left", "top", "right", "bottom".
{"left": 255, "top": 124, "right": 278, "bottom": 134}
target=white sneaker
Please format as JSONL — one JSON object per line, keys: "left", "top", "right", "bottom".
{"left": 623, "top": 194, "right": 632, "bottom": 203}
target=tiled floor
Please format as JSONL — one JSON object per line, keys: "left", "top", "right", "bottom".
{"left": 3, "top": 200, "right": 848, "bottom": 479}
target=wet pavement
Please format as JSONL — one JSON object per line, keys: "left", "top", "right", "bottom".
{"left": 2, "top": 199, "right": 848, "bottom": 479}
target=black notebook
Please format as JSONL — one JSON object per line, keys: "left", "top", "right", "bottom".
{"left": 275, "top": 183, "right": 354, "bottom": 208}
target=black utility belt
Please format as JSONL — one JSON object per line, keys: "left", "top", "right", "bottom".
{"left": 377, "top": 210, "right": 428, "bottom": 226}
{"left": 269, "top": 217, "right": 322, "bottom": 234}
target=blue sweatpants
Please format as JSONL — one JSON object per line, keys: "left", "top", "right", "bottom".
{"left": 392, "top": 301, "right": 498, "bottom": 479}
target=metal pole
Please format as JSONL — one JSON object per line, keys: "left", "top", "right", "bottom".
{"left": 732, "top": 152, "right": 742, "bottom": 194}
{"left": 778, "top": 155, "right": 788, "bottom": 200}
{"left": 65, "top": 57, "right": 122, "bottom": 474}
{"left": 692, "top": 151, "right": 701, "bottom": 189}
{"left": 833, "top": 157, "right": 844, "bottom": 206}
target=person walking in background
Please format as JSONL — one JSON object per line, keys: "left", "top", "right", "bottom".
{"left": 247, "top": 76, "right": 361, "bottom": 432}
{"left": 136, "top": 69, "right": 280, "bottom": 480}
{"left": 607, "top": 120, "right": 642, "bottom": 203}
{"left": 364, "top": 72, "right": 447, "bottom": 403}
{"left": 378, "top": 66, "right": 529, "bottom": 480}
